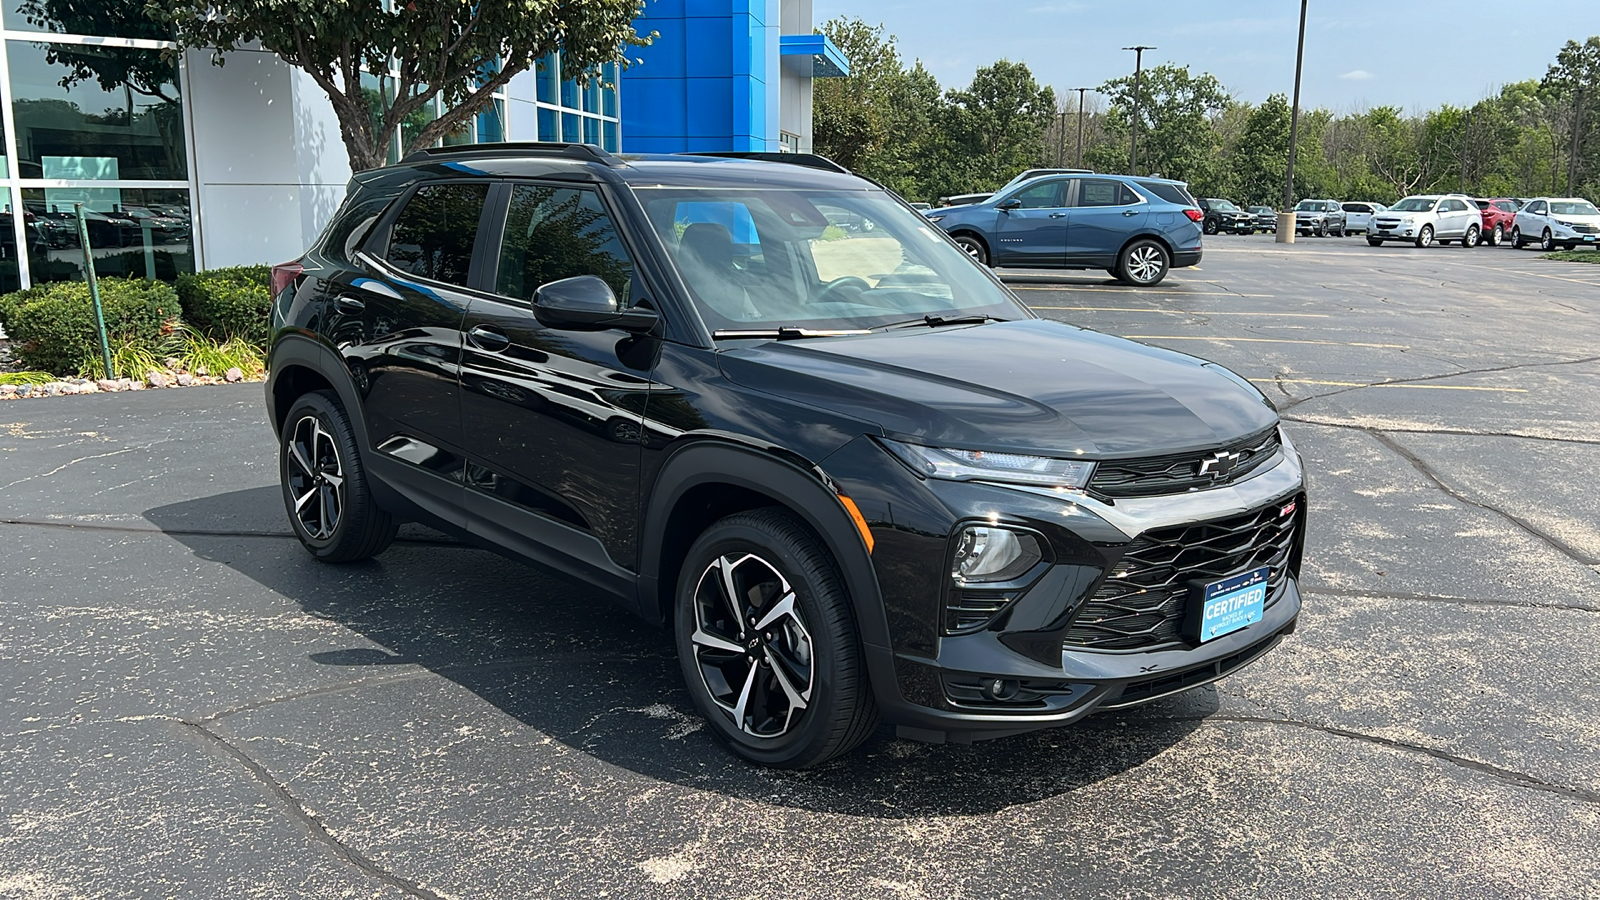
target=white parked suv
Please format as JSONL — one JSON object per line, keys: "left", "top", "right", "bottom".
{"left": 1511, "top": 197, "right": 1600, "bottom": 251}
{"left": 1368, "top": 195, "right": 1481, "bottom": 247}
{"left": 1341, "top": 201, "right": 1386, "bottom": 234}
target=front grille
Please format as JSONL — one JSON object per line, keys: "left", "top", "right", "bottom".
{"left": 945, "top": 588, "right": 1019, "bottom": 633}
{"left": 1089, "top": 427, "right": 1280, "bottom": 498}
{"left": 1064, "top": 499, "right": 1301, "bottom": 652}
{"left": 1573, "top": 224, "right": 1599, "bottom": 234}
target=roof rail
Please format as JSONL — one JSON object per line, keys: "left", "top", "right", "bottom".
{"left": 400, "top": 141, "right": 625, "bottom": 168}
{"left": 678, "top": 151, "right": 851, "bottom": 174}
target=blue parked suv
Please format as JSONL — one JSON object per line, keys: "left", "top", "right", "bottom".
{"left": 926, "top": 173, "right": 1204, "bottom": 286}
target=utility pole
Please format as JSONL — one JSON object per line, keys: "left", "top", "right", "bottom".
{"left": 1056, "top": 106, "right": 1067, "bottom": 166}
{"left": 1569, "top": 87, "right": 1585, "bottom": 197}
{"left": 1072, "top": 87, "right": 1092, "bottom": 168}
{"left": 1278, "top": 0, "right": 1308, "bottom": 244}
{"left": 1123, "top": 46, "right": 1154, "bottom": 175}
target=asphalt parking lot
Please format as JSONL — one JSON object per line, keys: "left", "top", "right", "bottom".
{"left": 3, "top": 236, "right": 1599, "bottom": 899}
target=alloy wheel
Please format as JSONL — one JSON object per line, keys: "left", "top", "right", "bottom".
{"left": 286, "top": 414, "right": 345, "bottom": 541}
{"left": 689, "top": 552, "right": 815, "bottom": 738}
{"left": 1125, "top": 244, "right": 1166, "bottom": 283}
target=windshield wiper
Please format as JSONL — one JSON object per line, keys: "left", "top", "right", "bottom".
{"left": 880, "top": 314, "right": 1005, "bottom": 330}
{"left": 712, "top": 327, "right": 873, "bottom": 341}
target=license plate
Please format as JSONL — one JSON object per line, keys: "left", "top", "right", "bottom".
{"left": 1188, "top": 566, "right": 1270, "bottom": 643}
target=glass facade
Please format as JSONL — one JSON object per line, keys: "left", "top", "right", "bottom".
{"left": 0, "top": 19, "right": 620, "bottom": 290}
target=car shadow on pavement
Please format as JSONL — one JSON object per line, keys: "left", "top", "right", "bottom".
{"left": 146, "top": 487, "right": 1209, "bottom": 819}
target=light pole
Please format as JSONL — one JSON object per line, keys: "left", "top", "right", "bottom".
{"left": 1123, "top": 46, "right": 1154, "bottom": 175}
{"left": 1278, "top": 0, "right": 1308, "bottom": 244}
{"left": 1072, "top": 87, "right": 1092, "bottom": 168}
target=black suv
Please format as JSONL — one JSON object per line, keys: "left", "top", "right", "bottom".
{"left": 266, "top": 144, "right": 1306, "bottom": 768}
{"left": 1196, "top": 198, "right": 1254, "bottom": 235}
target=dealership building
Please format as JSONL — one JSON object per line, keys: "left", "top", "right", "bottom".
{"left": 0, "top": 0, "right": 846, "bottom": 292}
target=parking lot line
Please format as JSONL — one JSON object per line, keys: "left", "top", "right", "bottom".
{"left": 1250, "top": 378, "right": 1528, "bottom": 393}
{"left": 1125, "top": 335, "right": 1410, "bottom": 349}
{"left": 1029, "top": 306, "right": 1329, "bottom": 317}
{"left": 1009, "top": 286, "right": 1277, "bottom": 297}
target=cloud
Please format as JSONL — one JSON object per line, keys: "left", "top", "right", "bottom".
{"left": 1339, "top": 69, "right": 1374, "bottom": 81}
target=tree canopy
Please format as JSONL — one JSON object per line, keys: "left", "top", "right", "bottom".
{"left": 148, "top": 0, "right": 651, "bottom": 171}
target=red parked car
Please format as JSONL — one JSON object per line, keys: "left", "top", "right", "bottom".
{"left": 1475, "top": 199, "right": 1521, "bottom": 246}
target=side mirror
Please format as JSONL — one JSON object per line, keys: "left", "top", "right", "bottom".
{"left": 532, "top": 275, "right": 658, "bottom": 334}
{"left": 997, "top": 198, "right": 1022, "bottom": 211}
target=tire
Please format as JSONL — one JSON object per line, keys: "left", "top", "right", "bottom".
{"left": 953, "top": 233, "right": 989, "bottom": 266}
{"left": 1415, "top": 224, "right": 1434, "bottom": 248}
{"left": 1512, "top": 226, "right": 1525, "bottom": 249}
{"left": 1564, "top": 243, "right": 1577, "bottom": 251}
{"left": 1203, "top": 218, "right": 1219, "bottom": 235}
{"left": 1367, "top": 237, "right": 1383, "bottom": 247}
{"left": 1333, "top": 224, "right": 1345, "bottom": 237}
{"left": 1315, "top": 222, "right": 1326, "bottom": 237}
{"left": 1116, "top": 239, "right": 1171, "bottom": 286}
{"left": 1462, "top": 225, "right": 1479, "bottom": 248}
{"left": 1487, "top": 224, "right": 1503, "bottom": 246}
{"left": 1540, "top": 229, "right": 1555, "bottom": 252}
{"left": 279, "top": 390, "right": 398, "bottom": 562}
{"left": 674, "top": 508, "right": 879, "bottom": 768}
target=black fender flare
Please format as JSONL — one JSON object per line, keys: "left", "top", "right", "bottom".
{"left": 637, "top": 439, "right": 894, "bottom": 658}
{"left": 265, "top": 333, "right": 372, "bottom": 453}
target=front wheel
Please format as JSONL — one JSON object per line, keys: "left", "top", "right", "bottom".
{"left": 1540, "top": 229, "right": 1555, "bottom": 252}
{"left": 953, "top": 234, "right": 989, "bottom": 266}
{"left": 1367, "top": 237, "right": 1383, "bottom": 247}
{"left": 675, "top": 508, "right": 879, "bottom": 768}
{"left": 1462, "top": 224, "right": 1480, "bottom": 248}
{"left": 1203, "top": 218, "right": 1219, "bottom": 235}
{"left": 279, "top": 391, "right": 397, "bottom": 562}
{"left": 1415, "top": 224, "right": 1434, "bottom": 248}
{"left": 1116, "top": 239, "right": 1171, "bottom": 286}
{"left": 1512, "top": 226, "right": 1525, "bottom": 249}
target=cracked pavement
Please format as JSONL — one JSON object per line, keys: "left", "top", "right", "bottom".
{"left": 3, "top": 237, "right": 1599, "bottom": 898}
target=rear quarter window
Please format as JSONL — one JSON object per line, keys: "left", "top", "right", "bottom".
{"left": 320, "top": 189, "right": 401, "bottom": 264}
{"left": 1134, "top": 181, "right": 1195, "bottom": 206}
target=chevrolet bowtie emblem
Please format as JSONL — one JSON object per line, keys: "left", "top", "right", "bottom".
{"left": 1198, "top": 450, "right": 1244, "bottom": 481}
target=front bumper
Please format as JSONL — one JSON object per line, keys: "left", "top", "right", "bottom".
{"left": 833, "top": 435, "right": 1306, "bottom": 744}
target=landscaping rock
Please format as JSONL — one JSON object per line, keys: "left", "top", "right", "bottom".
{"left": 0, "top": 384, "right": 15, "bottom": 396}
{"left": 224, "top": 367, "right": 243, "bottom": 383}
{"left": 147, "top": 372, "right": 170, "bottom": 388}
{"left": 17, "top": 385, "right": 33, "bottom": 395}
{"left": 59, "top": 384, "right": 79, "bottom": 395}
{"left": 116, "top": 379, "right": 134, "bottom": 391}
{"left": 129, "top": 380, "right": 145, "bottom": 391}
{"left": 96, "top": 379, "right": 118, "bottom": 392}
{"left": 43, "top": 382, "right": 63, "bottom": 396}
{"left": 176, "top": 373, "right": 194, "bottom": 387}
{"left": 80, "top": 382, "right": 98, "bottom": 393}
{"left": 164, "top": 357, "right": 181, "bottom": 371}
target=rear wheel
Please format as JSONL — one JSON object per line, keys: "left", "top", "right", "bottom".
{"left": 279, "top": 391, "right": 397, "bottom": 562}
{"left": 1486, "top": 224, "right": 1503, "bottom": 246}
{"left": 1116, "top": 239, "right": 1170, "bottom": 286}
{"left": 1462, "top": 224, "right": 1480, "bottom": 247}
{"left": 1415, "top": 225, "right": 1434, "bottom": 248}
{"left": 953, "top": 234, "right": 989, "bottom": 266}
{"left": 1367, "top": 237, "right": 1383, "bottom": 247}
{"left": 675, "top": 508, "right": 879, "bottom": 768}
{"left": 1203, "top": 218, "right": 1219, "bottom": 235}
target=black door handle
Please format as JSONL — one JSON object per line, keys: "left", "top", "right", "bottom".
{"left": 334, "top": 294, "right": 366, "bottom": 314}
{"left": 467, "top": 324, "right": 511, "bottom": 352}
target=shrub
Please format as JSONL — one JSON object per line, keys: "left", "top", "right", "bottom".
{"left": 0, "top": 278, "right": 179, "bottom": 376}
{"left": 175, "top": 265, "right": 271, "bottom": 346}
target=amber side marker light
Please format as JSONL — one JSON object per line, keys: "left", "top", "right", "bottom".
{"left": 837, "top": 495, "right": 874, "bottom": 553}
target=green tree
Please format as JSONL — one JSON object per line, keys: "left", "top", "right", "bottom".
{"left": 938, "top": 60, "right": 1056, "bottom": 193}
{"left": 148, "top": 0, "right": 650, "bottom": 171}
{"left": 1096, "top": 64, "right": 1231, "bottom": 188}
{"left": 1542, "top": 36, "right": 1600, "bottom": 195}
{"left": 1233, "top": 94, "right": 1290, "bottom": 205}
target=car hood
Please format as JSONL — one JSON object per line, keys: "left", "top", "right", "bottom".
{"left": 718, "top": 319, "right": 1278, "bottom": 457}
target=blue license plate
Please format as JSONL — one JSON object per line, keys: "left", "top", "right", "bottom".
{"left": 1192, "top": 566, "right": 1270, "bottom": 643}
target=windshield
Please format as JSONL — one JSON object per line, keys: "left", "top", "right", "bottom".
{"left": 1294, "top": 201, "right": 1320, "bottom": 211}
{"left": 1389, "top": 198, "right": 1437, "bottom": 212}
{"left": 640, "top": 188, "right": 1027, "bottom": 333}
{"left": 1208, "top": 199, "right": 1239, "bottom": 211}
{"left": 1551, "top": 200, "right": 1600, "bottom": 216}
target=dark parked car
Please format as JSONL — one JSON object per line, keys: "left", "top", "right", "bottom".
{"left": 1247, "top": 206, "right": 1277, "bottom": 233}
{"left": 926, "top": 173, "right": 1205, "bottom": 285}
{"left": 1197, "top": 198, "right": 1254, "bottom": 235}
{"left": 1294, "top": 199, "right": 1346, "bottom": 237}
{"left": 266, "top": 144, "right": 1305, "bottom": 768}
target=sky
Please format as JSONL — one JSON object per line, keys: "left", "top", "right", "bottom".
{"left": 811, "top": 1, "right": 1597, "bottom": 113}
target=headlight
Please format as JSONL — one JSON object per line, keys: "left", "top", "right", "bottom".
{"left": 1554, "top": 220, "right": 1575, "bottom": 229}
{"left": 882, "top": 439, "right": 1095, "bottom": 489}
{"left": 951, "top": 526, "right": 1043, "bottom": 583}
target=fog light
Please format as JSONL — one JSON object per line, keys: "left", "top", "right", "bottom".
{"left": 983, "top": 678, "right": 1021, "bottom": 701}
{"left": 951, "top": 526, "right": 1041, "bottom": 583}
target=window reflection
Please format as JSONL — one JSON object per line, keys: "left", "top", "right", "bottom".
{"left": 5, "top": 0, "right": 171, "bottom": 39}
{"left": 23, "top": 187, "right": 193, "bottom": 283}
{"left": 8, "top": 40, "right": 186, "bottom": 180}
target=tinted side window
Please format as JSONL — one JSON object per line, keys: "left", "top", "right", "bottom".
{"left": 1134, "top": 181, "right": 1194, "bottom": 206}
{"left": 1495, "top": 201, "right": 1517, "bottom": 213}
{"left": 496, "top": 185, "right": 635, "bottom": 303}
{"left": 323, "top": 189, "right": 399, "bottom": 264}
{"left": 1529, "top": 202, "right": 1547, "bottom": 214}
{"left": 1119, "top": 184, "right": 1142, "bottom": 205}
{"left": 385, "top": 183, "right": 489, "bottom": 286}
{"left": 1342, "top": 203, "right": 1365, "bottom": 213}
{"left": 1011, "top": 180, "right": 1064, "bottom": 208}
{"left": 1076, "top": 179, "right": 1127, "bottom": 207}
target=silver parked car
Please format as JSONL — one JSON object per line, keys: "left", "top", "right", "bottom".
{"left": 1511, "top": 197, "right": 1600, "bottom": 251}
{"left": 1294, "top": 199, "right": 1346, "bottom": 237}
{"left": 1368, "top": 195, "right": 1481, "bottom": 248}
